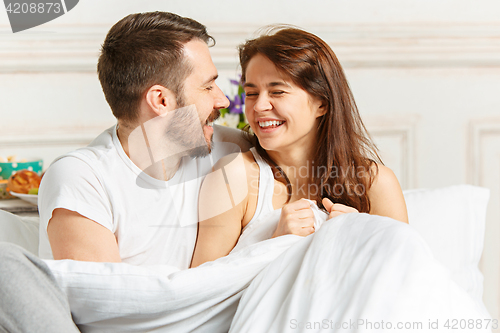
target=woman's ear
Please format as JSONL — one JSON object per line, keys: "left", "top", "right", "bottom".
{"left": 145, "top": 85, "right": 177, "bottom": 117}
{"left": 317, "top": 103, "right": 327, "bottom": 117}
{"left": 314, "top": 99, "right": 327, "bottom": 118}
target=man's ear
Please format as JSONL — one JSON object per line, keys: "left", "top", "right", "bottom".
{"left": 145, "top": 85, "right": 177, "bottom": 117}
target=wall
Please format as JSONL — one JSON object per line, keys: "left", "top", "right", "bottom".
{"left": 1, "top": 0, "right": 499, "bottom": 325}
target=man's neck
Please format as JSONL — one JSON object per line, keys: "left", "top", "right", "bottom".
{"left": 116, "top": 121, "right": 182, "bottom": 181}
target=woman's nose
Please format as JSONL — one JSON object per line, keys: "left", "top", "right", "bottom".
{"left": 254, "top": 95, "right": 272, "bottom": 112}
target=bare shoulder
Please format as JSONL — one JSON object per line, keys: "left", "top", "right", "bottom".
{"left": 369, "top": 164, "right": 400, "bottom": 191}
{"left": 199, "top": 151, "right": 259, "bottom": 223}
{"left": 368, "top": 163, "right": 409, "bottom": 223}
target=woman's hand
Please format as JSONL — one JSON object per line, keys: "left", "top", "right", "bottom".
{"left": 273, "top": 199, "right": 315, "bottom": 238}
{"left": 322, "top": 198, "right": 359, "bottom": 219}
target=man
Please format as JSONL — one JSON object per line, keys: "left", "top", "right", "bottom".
{"left": 1, "top": 11, "right": 251, "bottom": 332}
{"left": 39, "top": 11, "right": 249, "bottom": 267}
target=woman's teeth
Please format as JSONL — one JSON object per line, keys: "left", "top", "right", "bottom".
{"left": 259, "top": 120, "right": 284, "bottom": 128}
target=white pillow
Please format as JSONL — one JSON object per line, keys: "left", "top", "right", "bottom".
{"left": 0, "top": 209, "right": 39, "bottom": 255}
{"left": 403, "top": 184, "right": 489, "bottom": 306}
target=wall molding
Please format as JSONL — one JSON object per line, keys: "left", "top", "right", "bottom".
{"left": 468, "top": 119, "right": 500, "bottom": 185}
{"left": 1, "top": 23, "right": 500, "bottom": 73}
{"left": 368, "top": 125, "right": 415, "bottom": 190}
{"left": 0, "top": 135, "right": 95, "bottom": 148}
{"left": 364, "top": 114, "right": 417, "bottom": 190}
{"left": 468, "top": 119, "right": 500, "bottom": 324}
{"left": 0, "top": 126, "right": 106, "bottom": 148}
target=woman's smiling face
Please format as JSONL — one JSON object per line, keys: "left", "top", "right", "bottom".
{"left": 243, "top": 54, "right": 325, "bottom": 154}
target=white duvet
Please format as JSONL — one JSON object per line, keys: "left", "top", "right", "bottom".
{"left": 45, "top": 208, "right": 491, "bottom": 332}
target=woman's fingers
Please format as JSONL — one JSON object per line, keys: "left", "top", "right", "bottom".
{"left": 274, "top": 199, "right": 316, "bottom": 237}
{"left": 291, "top": 199, "right": 309, "bottom": 210}
{"left": 293, "top": 208, "right": 315, "bottom": 219}
{"left": 299, "top": 226, "right": 315, "bottom": 236}
{"left": 282, "top": 198, "right": 313, "bottom": 212}
{"left": 327, "top": 202, "right": 359, "bottom": 219}
{"left": 287, "top": 213, "right": 315, "bottom": 229}
{"left": 331, "top": 203, "right": 359, "bottom": 213}
{"left": 329, "top": 211, "right": 345, "bottom": 219}
{"left": 276, "top": 198, "right": 363, "bottom": 235}
{"left": 322, "top": 197, "right": 334, "bottom": 212}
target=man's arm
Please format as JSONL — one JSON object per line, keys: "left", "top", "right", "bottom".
{"left": 48, "top": 208, "right": 121, "bottom": 262}
{"left": 39, "top": 154, "right": 119, "bottom": 262}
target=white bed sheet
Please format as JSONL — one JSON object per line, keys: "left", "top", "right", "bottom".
{"left": 231, "top": 213, "right": 491, "bottom": 332}
{"left": 45, "top": 207, "right": 491, "bottom": 332}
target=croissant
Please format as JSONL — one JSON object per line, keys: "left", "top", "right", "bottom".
{"left": 7, "top": 170, "right": 41, "bottom": 194}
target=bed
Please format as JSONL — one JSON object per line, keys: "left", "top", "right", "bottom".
{"left": 0, "top": 184, "right": 492, "bottom": 332}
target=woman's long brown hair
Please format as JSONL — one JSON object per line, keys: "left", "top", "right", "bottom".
{"left": 239, "top": 27, "right": 382, "bottom": 213}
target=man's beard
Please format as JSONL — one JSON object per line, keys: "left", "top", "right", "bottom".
{"left": 164, "top": 105, "right": 220, "bottom": 158}
{"left": 126, "top": 97, "right": 221, "bottom": 182}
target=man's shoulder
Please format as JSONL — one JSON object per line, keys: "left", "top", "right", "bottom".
{"left": 52, "top": 126, "right": 117, "bottom": 166}
{"left": 86, "top": 125, "right": 116, "bottom": 150}
{"left": 213, "top": 125, "right": 252, "bottom": 153}
{"left": 42, "top": 126, "right": 119, "bottom": 186}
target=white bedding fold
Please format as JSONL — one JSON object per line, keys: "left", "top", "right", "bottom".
{"left": 45, "top": 212, "right": 491, "bottom": 332}
{"left": 45, "top": 234, "right": 301, "bottom": 332}
{"left": 230, "top": 213, "right": 491, "bottom": 333}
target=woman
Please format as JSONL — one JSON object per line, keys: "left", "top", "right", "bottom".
{"left": 191, "top": 27, "right": 408, "bottom": 268}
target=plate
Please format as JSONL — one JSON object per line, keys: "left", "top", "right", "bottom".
{"left": 10, "top": 192, "right": 38, "bottom": 206}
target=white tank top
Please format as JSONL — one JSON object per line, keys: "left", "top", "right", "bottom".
{"left": 232, "top": 148, "right": 328, "bottom": 253}
{"left": 242, "top": 148, "right": 278, "bottom": 232}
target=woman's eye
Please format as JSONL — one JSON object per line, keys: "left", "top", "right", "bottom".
{"left": 271, "top": 91, "right": 285, "bottom": 95}
{"left": 206, "top": 86, "right": 214, "bottom": 91}
{"left": 245, "top": 92, "right": 258, "bottom": 97}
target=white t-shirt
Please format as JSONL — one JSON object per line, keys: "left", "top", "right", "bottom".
{"left": 38, "top": 125, "right": 244, "bottom": 269}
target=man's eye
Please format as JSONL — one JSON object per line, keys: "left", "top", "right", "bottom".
{"left": 206, "top": 86, "right": 213, "bottom": 91}
{"left": 245, "top": 92, "right": 258, "bottom": 97}
{"left": 271, "top": 91, "right": 285, "bottom": 95}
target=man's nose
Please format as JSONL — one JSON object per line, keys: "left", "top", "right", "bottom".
{"left": 214, "top": 85, "right": 230, "bottom": 109}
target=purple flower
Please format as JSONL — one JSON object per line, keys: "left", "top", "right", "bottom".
{"left": 228, "top": 94, "right": 243, "bottom": 114}
{"left": 230, "top": 74, "right": 243, "bottom": 87}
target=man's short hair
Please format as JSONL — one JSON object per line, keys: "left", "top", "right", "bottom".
{"left": 97, "top": 12, "right": 214, "bottom": 124}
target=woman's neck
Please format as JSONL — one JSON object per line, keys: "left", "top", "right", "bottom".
{"left": 267, "top": 146, "right": 316, "bottom": 200}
